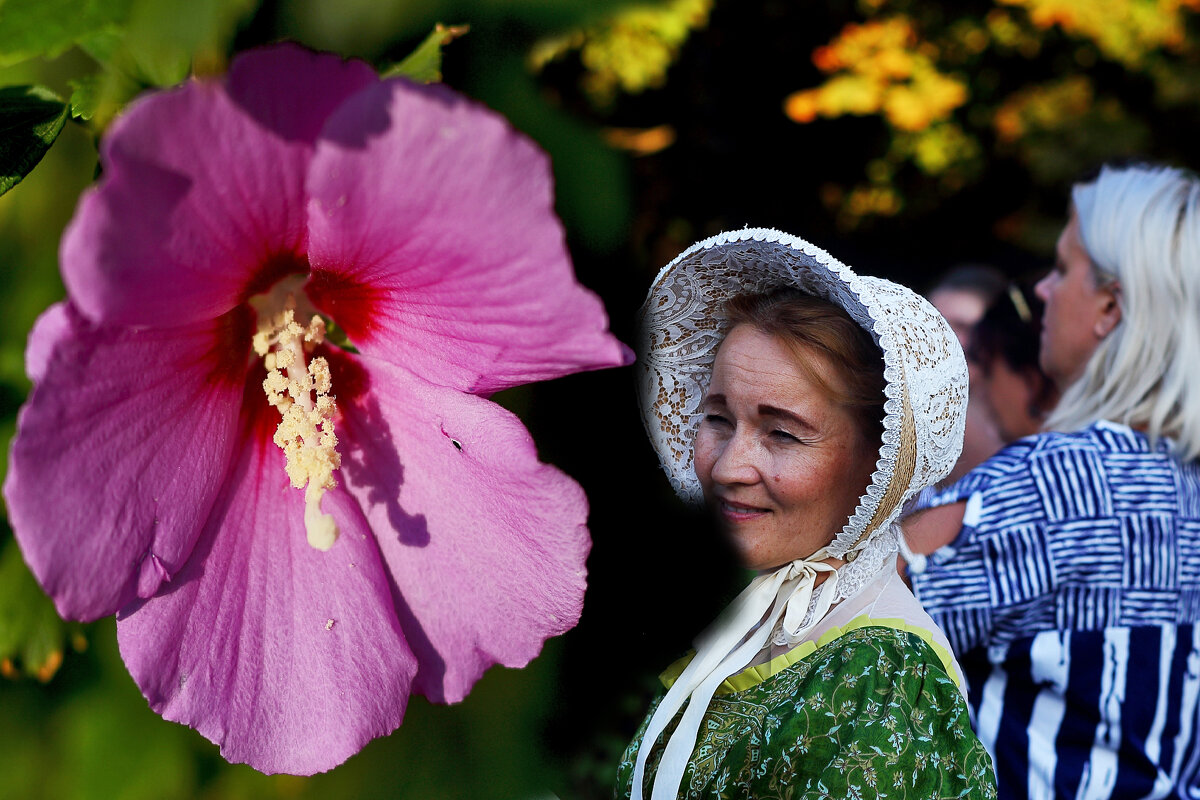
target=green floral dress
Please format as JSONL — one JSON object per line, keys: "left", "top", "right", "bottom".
{"left": 615, "top": 618, "right": 996, "bottom": 800}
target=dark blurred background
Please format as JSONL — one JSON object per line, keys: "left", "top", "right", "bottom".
{"left": 2, "top": 1, "right": 1198, "bottom": 797}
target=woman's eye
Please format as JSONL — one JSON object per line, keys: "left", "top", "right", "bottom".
{"left": 770, "top": 429, "right": 800, "bottom": 442}
{"left": 703, "top": 413, "right": 730, "bottom": 426}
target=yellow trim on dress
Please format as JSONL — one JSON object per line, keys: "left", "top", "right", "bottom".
{"left": 660, "top": 615, "right": 962, "bottom": 695}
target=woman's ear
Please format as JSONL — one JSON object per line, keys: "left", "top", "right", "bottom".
{"left": 1094, "top": 280, "right": 1123, "bottom": 339}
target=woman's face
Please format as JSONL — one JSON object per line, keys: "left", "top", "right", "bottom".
{"left": 929, "top": 287, "right": 988, "bottom": 350}
{"left": 693, "top": 325, "right": 879, "bottom": 571}
{"left": 1035, "top": 210, "right": 1121, "bottom": 389}
{"left": 976, "top": 359, "right": 1046, "bottom": 441}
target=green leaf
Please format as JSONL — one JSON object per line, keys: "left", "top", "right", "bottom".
{"left": 76, "top": 25, "right": 125, "bottom": 66}
{"left": 0, "top": 0, "right": 131, "bottom": 67}
{"left": 67, "top": 68, "right": 140, "bottom": 129}
{"left": 382, "top": 23, "right": 469, "bottom": 83}
{"left": 0, "top": 535, "right": 82, "bottom": 682}
{"left": 67, "top": 76, "right": 100, "bottom": 122}
{"left": 0, "top": 85, "right": 69, "bottom": 198}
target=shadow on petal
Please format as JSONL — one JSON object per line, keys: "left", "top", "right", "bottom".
{"left": 226, "top": 43, "right": 381, "bottom": 145}
{"left": 316, "top": 80, "right": 397, "bottom": 150}
{"left": 331, "top": 349, "right": 430, "bottom": 547}
{"left": 320, "top": 80, "right": 476, "bottom": 151}
{"left": 327, "top": 348, "right": 448, "bottom": 696}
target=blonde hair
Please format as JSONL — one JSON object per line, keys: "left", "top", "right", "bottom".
{"left": 1044, "top": 163, "right": 1200, "bottom": 460}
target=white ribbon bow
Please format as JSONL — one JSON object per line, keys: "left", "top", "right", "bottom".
{"left": 630, "top": 552, "right": 840, "bottom": 800}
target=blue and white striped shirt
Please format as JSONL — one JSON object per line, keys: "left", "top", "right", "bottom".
{"left": 912, "top": 420, "right": 1200, "bottom": 799}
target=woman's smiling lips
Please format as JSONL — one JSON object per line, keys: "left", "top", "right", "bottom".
{"left": 717, "top": 498, "right": 772, "bottom": 520}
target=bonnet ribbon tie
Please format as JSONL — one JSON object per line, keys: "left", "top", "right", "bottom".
{"left": 630, "top": 552, "right": 840, "bottom": 800}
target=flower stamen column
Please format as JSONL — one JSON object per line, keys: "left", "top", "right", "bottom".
{"left": 253, "top": 297, "right": 341, "bottom": 550}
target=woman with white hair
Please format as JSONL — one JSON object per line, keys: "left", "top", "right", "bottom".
{"left": 905, "top": 162, "right": 1200, "bottom": 799}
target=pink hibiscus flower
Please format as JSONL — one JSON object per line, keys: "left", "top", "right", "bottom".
{"left": 4, "top": 44, "right": 631, "bottom": 775}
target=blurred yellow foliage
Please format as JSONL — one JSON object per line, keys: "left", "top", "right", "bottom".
{"left": 811, "top": 17, "right": 915, "bottom": 74}
{"left": 993, "top": 74, "right": 1093, "bottom": 141}
{"left": 843, "top": 184, "right": 904, "bottom": 222}
{"left": 1000, "top": 0, "right": 1200, "bottom": 65}
{"left": 899, "top": 122, "right": 982, "bottom": 175}
{"left": 985, "top": 9, "right": 1044, "bottom": 56}
{"left": 784, "top": 17, "right": 968, "bottom": 132}
{"left": 783, "top": 0, "right": 1198, "bottom": 227}
{"left": 529, "top": 0, "right": 713, "bottom": 107}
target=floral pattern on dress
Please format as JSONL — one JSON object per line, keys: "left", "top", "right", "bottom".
{"left": 615, "top": 626, "right": 996, "bottom": 800}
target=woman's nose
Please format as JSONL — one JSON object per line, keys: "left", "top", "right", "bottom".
{"left": 1034, "top": 273, "right": 1051, "bottom": 302}
{"left": 709, "top": 431, "right": 760, "bottom": 485}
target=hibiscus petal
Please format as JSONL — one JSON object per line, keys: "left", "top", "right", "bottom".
{"left": 3, "top": 304, "right": 247, "bottom": 620}
{"left": 330, "top": 351, "right": 591, "bottom": 703}
{"left": 305, "top": 78, "right": 632, "bottom": 395}
{"left": 24, "top": 301, "right": 69, "bottom": 383}
{"left": 117, "top": 415, "right": 417, "bottom": 776}
{"left": 60, "top": 44, "right": 377, "bottom": 328}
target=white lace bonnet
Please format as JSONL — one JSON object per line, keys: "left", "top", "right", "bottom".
{"left": 638, "top": 227, "right": 968, "bottom": 559}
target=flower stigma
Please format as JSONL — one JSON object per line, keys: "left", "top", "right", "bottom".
{"left": 252, "top": 282, "right": 341, "bottom": 551}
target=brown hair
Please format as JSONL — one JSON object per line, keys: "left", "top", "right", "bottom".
{"left": 722, "top": 289, "right": 887, "bottom": 446}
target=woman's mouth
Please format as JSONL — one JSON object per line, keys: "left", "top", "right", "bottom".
{"left": 718, "top": 499, "right": 771, "bottom": 520}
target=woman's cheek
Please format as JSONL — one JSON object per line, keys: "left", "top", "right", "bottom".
{"left": 693, "top": 430, "right": 718, "bottom": 486}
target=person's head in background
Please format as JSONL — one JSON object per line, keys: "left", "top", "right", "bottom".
{"left": 927, "top": 264, "right": 1008, "bottom": 350}
{"left": 1038, "top": 162, "right": 1200, "bottom": 460}
{"left": 967, "top": 283, "right": 1059, "bottom": 441}
{"left": 926, "top": 263, "right": 1008, "bottom": 484}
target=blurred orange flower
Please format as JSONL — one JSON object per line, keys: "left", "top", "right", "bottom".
{"left": 785, "top": 16, "right": 967, "bottom": 131}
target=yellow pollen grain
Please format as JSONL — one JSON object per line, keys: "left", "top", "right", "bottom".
{"left": 252, "top": 330, "right": 272, "bottom": 357}
{"left": 305, "top": 316, "right": 327, "bottom": 345}
{"left": 255, "top": 299, "right": 342, "bottom": 551}
{"left": 311, "top": 358, "right": 332, "bottom": 394}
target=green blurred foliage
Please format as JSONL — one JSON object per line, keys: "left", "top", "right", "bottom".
{"left": 0, "top": 0, "right": 258, "bottom": 167}
{"left": 273, "top": 0, "right": 635, "bottom": 60}
{"left": 0, "top": 0, "right": 128, "bottom": 67}
{"left": 0, "top": 535, "right": 83, "bottom": 682}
